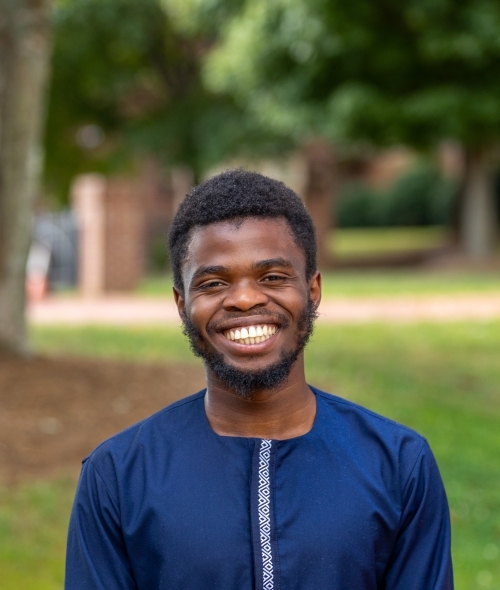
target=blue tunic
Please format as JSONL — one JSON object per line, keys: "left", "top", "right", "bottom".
{"left": 65, "top": 388, "right": 453, "bottom": 589}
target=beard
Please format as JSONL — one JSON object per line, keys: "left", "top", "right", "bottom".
{"left": 180, "top": 298, "right": 318, "bottom": 399}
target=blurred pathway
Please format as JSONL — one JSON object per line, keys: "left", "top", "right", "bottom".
{"left": 28, "top": 293, "right": 500, "bottom": 325}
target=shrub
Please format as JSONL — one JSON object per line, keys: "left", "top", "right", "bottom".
{"left": 336, "top": 165, "right": 457, "bottom": 228}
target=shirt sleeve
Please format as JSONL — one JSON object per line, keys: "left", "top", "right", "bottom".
{"left": 65, "top": 457, "right": 137, "bottom": 589}
{"left": 384, "top": 440, "right": 454, "bottom": 590}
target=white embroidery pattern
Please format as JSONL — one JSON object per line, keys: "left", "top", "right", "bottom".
{"left": 258, "top": 439, "right": 274, "bottom": 590}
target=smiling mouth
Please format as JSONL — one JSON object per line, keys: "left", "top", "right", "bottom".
{"left": 223, "top": 324, "right": 277, "bottom": 345}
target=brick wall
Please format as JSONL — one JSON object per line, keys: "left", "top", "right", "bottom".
{"left": 72, "top": 174, "right": 145, "bottom": 294}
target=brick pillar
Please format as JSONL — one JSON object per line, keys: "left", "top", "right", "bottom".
{"left": 104, "top": 178, "right": 144, "bottom": 291}
{"left": 71, "top": 174, "right": 106, "bottom": 297}
{"left": 71, "top": 174, "right": 144, "bottom": 294}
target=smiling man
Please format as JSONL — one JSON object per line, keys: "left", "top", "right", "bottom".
{"left": 65, "top": 170, "right": 453, "bottom": 589}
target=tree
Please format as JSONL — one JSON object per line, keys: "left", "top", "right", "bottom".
{"left": 44, "top": 0, "right": 289, "bottom": 205}
{"left": 0, "top": 0, "right": 52, "bottom": 354}
{"left": 164, "top": 0, "right": 338, "bottom": 266}
{"left": 197, "top": 0, "right": 500, "bottom": 257}
{"left": 47, "top": 0, "right": 334, "bottom": 266}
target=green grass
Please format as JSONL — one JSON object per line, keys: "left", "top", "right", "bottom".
{"left": 31, "top": 325, "right": 192, "bottom": 363}
{"left": 330, "top": 225, "right": 450, "bottom": 255}
{"left": 4, "top": 322, "right": 500, "bottom": 589}
{"left": 0, "top": 478, "right": 75, "bottom": 590}
{"left": 319, "top": 268, "right": 500, "bottom": 298}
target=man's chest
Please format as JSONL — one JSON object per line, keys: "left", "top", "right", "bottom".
{"left": 118, "top": 439, "right": 399, "bottom": 590}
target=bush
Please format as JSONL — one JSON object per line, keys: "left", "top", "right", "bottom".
{"left": 337, "top": 165, "right": 457, "bottom": 228}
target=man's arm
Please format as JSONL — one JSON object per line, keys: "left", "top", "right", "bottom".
{"left": 384, "top": 441, "right": 453, "bottom": 589}
{"left": 65, "top": 458, "right": 137, "bottom": 589}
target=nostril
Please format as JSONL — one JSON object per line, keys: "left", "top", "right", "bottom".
{"left": 223, "top": 285, "right": 268, "bottom": 311}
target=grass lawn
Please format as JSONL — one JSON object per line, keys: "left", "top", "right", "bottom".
{"left": 3, "top": 321, "right": 500, "bottom": 589}
{"left": 0, "top": 478, "right": 74, "bottom": 590}
{"left": 330, "top": 225, "right": 450, "bottom": 256}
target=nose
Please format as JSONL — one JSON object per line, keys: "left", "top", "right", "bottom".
{"left": 222, "top": 279, "right": 268, "bottom": 312}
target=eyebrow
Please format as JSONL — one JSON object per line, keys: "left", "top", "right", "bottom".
{"left": 252, "top": 258, "right": 295, "bottom": 271}
{"left": 191, "top": 265, "right": 229, "bottom": 283}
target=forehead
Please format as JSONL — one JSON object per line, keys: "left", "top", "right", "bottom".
{"left": 183, "top": 217, "right": 306, "bottom": 274}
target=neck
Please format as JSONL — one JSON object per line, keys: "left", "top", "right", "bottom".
{"left": 204, "top": 357, "right": 316, "bottom": 440}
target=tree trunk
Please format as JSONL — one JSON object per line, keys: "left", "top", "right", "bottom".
{"left": 459, "top": 149, "right": 499, "bottom": 258}
{"left": 302, "top": 139, "right": 336, "bottom": 269}
{"left": 0, "top": 0, "right": 51, "bottom": 355}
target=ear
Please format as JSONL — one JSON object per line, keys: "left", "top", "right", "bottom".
{"left": 309, "top": 271, "right": 321, "bottom": 310}
{"left": 173, "top": 286, "right": 185, "bottom": 319}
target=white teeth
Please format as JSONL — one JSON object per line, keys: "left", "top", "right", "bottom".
{"left": 223, "top": 324, "right": 278, "bottom": 345}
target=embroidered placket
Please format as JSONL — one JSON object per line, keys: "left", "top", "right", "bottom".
{"left": 251, "top": 439, "right": 278, "bottom": 590}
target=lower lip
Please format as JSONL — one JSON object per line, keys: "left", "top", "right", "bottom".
{"left": 217, "top": 330, "right": 279, "bottom": 354}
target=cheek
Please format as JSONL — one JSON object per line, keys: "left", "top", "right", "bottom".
{"left": 274, "top": 291, "right": 307, "bottom": 315}
{"left": 186, "top": 298, "right": 217, "bottom": 332}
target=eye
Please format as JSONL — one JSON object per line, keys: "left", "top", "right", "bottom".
{"left": 198, "top": 279, "right": 225, "bottom": 290}
{"left": 261, "top": 274, "right": 286, "bottom": 283}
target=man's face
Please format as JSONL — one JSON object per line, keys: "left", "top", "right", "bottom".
{"left": 174, "top": 217, "right": 321, "bottom": 397}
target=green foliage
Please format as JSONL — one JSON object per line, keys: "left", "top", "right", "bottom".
{"left": 337, "top": 165, "right": 458, "bottom": 227}
{"left": 201, "top": 0, "right": 500, "bottom": 149}
{"left": 45, "top": 0, "right": 176, "bottom": 201}
{"left": 45, "top": 0, "right": 286, "bottom": 204}
{"left": 148, "top": 236, "right": 170, "bottom": 274}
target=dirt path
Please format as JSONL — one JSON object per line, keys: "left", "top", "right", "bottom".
{"left": 28, "top": 292, "right": 500, "bottom": 325}
{"left": 0, "top": 355, "right": 206, "bottom": 484}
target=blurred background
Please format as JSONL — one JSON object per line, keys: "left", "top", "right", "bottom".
{"left": 0, "top": 0, "right": 500, "bottom": 588}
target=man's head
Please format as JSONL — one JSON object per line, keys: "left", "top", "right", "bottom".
{"left": 168, "top": 170, "right": 320, "bottom": 397}
{"left": 168, "top": 169, "right": 317, "bottom": 296}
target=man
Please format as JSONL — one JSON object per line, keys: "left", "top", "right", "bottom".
{"left": 66, "top": 170, "right": 453, "bottom": 589}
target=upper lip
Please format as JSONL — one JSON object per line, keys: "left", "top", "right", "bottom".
{"left": 213, "top": 315, "right": 281, "bottom": 333}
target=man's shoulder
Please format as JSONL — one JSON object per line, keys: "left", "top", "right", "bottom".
{"left": 312, "top": 386, "right": 427, "bottom": 450}
{"left": 312, "top": 387, "right": 434, "bottom": 491}
{"left": 84, "top": 389, "right": 206, "bottom": 468}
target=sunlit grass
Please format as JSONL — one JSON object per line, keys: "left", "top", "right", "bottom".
{"left": 319, "top": 269, "right": 500, "bottom": 298}
{"left": 330, "top": 225, "right": 450, "bottom": 256}
{"left": 0, "top": 478, "right": 74, "bottom": 590}
{"left": 31, "top": 324, "right": 190, "bottom": 364}
{"left": 5, "top": 321, "right": 500, "bottom": 589}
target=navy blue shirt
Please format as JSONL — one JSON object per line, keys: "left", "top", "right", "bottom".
{"left": 65, "top": 388, "right": 453, "bottom": 589}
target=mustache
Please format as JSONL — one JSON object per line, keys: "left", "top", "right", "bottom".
{"left": 206, "top": 309, "right": 290, "bottom": 335}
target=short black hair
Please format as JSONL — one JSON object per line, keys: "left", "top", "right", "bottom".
{"left": 168, "top": 169, "right": 317, "bottom": 293}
